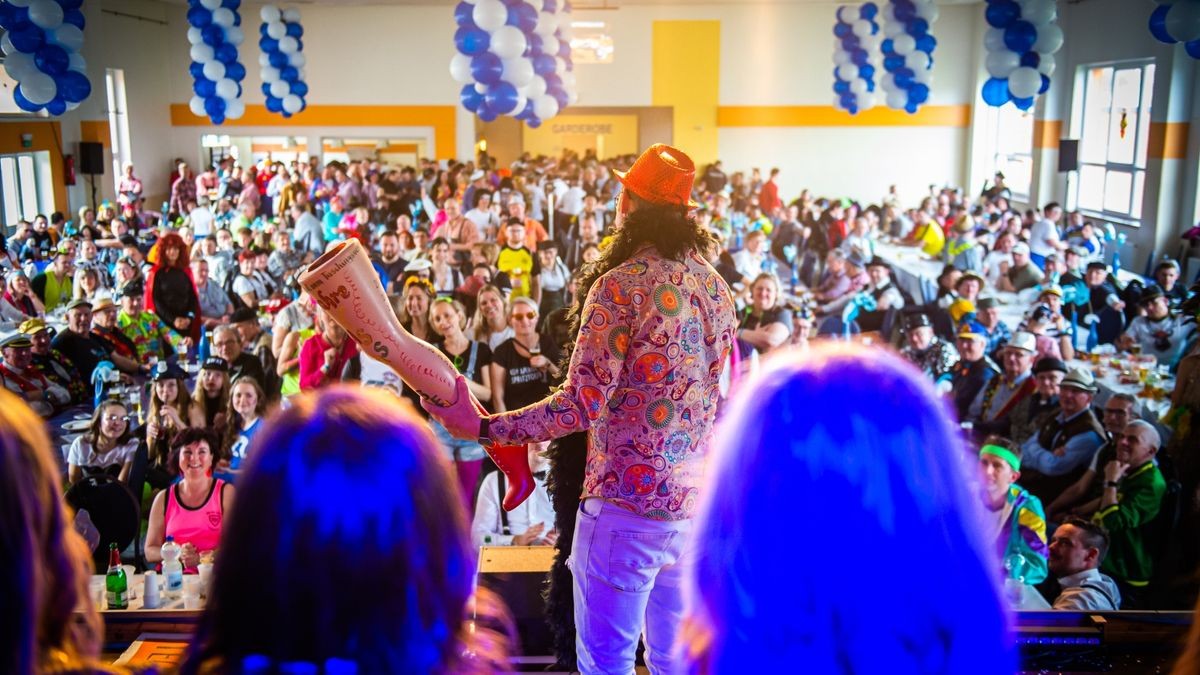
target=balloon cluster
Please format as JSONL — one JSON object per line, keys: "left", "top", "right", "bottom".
{"left": 450, "top": 0, "right": 578, "bottom": 128}
{"left": 259, "top": 5, "right": 308, "bottom": 118}
{"left": 980, "top": 0, "right": 1062, "bottom": 111}
{"left": 1102, "top": 223, "right": 1128, "bottom": 271}
{"left": 879, "top": 0, "right": 939, "bottom": 113}
{"left": 186, "top": 0, "right": 246, "bottom": 125}
{"left": 0, "top": 0, "right": 90, "bottom": 115}
{"left": 1149, "top": 1, "right": 1200, "bottom": 58}
{"left": 832, "top": 4, "right": 880, "bottom": 115}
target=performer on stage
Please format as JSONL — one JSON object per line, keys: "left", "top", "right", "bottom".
{"left": 425, "top": 143, "right": 737, "bottom": 674}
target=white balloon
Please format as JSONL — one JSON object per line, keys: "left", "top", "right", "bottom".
{"left": 884, "top": 21, "right": 906, "bottom": 38}
{"left": 892, "top": 34, "right": 916, "bottom": 55}
{"left": 3, "top": 52, "right": 35, "bottom": 81}
{"left": 502, "top": 57, "right": 534, "bottom": 86}
{"left": 20, "top": 71, "right": 56, "bottom": 105}
{"left": 289, "top": 52, "right": 306, "bottom": 68}
{"left": 188, "top": 27, "right": 204, "bottom": 45}
{"left": 450, "top": 53, "right": 473, "bottom": 83}
{"left": 881, "top": 72, "right": 896, "bottom": 91}
{"left": 554, "top": 58, "right": 567, "bottom": 76}
{"left": 886, "top": 90, "right": 908, "bottom": 109}
{"left": 850, "top": 79, "right": 867, "bottom": 95}
{"left": 535, "top": 11, "right": 556, "bottom": 37}
{"left": 201, "top": 0, "right": 221, "bottom": 9}
{"left": 260, "top": 5, "right": 282, "bottom": 23}
{"left": 916, "top": 2, "right": 940, "bottom": 22}
{"left": 913, "top": 67, "right": 933, "bottom": 84}
{"left": 0, "top": 32, "right": 16, "bottom": 56}
{"left": 212, "top": 8, "right": 235, "bottom": 28}
{"left": 508, "top": 94, "right": 528, "bottom": 117}
{"left": 189, "top": 95, "right": 207, "bottom": 117}
{"left": 225, "top": 26, "right": 244, "bottom": 46}
{"left": 542, "top": 35, "right": 560, "bottom": 56}
{"left": 190, "top": 44, "right": 215, "bottom": 63}
{"left": 225, "top": 98, "right": 245, "bottom": 119}
{"left": 27, "top": 0, "right": 64, "bottom": 30}
{"left": 474, "top": 0, "right": 507, "bottom": 32}
{"left": 283, "top": 8, "right": 301, "bottom": 23}
{"left": 489, "top": 25, "right": 527, "bottom": 59}
{"left": 268, "top": 21, "right": 286, "bottom": 40}
{"left": 834, "top": 50, "right": 852, "bottom": 66}
{"left": 567, "top": 89, "right": 578, "bottom": 106}
{"left": 857, "top": 92, "right": 876, "bottom": 110}
{"left": 270, "top": 80, "right": 290, "bottom": 98}
{"left": 51, "top": 24, "right": 84, "bottom": 51}
{"left": 836, "top": 63, "right": 859, "bottom": 81}
{"left": 837, "top": 6, "right": 860, "bottom": 23}
{"left": 1008, "top": 66, "right": 1042, "bottom": 99}
{"left": 526, "top": 75, "right": 547, "bottom": 99}
{"left": 984, "top": 28, "right": 1006, "bottom": 52}
{"left": 203, "top": 60, "right": 226, "bottom": 81}
{"left": 852, "top": 19, "right": 873, "bottom": 39}
{"left": 1022, "top": 0, "right": 1056, "bottom": 26}
{"left": 985, "top": 50, "right": 1020, "bottom": 78}
{"left": 66, "top": 100, "right": 79, "bottom": 111}
{"left": 1034, "top": 24, "right": 1064, "bottom": 54}
{"left": 474, "top": 82, "right": 487, "bottom": 94}
{"left": 905, "top": 50, "right": 930, "bottom": 71}
{"left": 282, "top": 94, "right": 302, "bottom": 114}
{"left": 533, "top": 95, "right": 558, "bottom": 120}
{"left": 278, "top": 36, "right": 299, "bottom": 54}
{"left": 1037, "top": 57, "right": 1056, "bottom": 78}
{"left": 215, "top": 78, "right": 238, "bottom": 99}
{"left": 261, "top": 65, "right": 280, "bottom": 82}
{"left": 258, "top": 53, "right": 270, "bottom": 67}
{"left": 68, "top": 53, "right": 86, "bottom": 72}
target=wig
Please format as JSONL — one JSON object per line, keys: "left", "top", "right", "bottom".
{"left": 687, "top": 343, "right": 1014, "bottom": 673}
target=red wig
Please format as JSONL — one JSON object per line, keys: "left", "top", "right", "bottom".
{"left": 153, "top": 232, "right": 191, "bottom": 270}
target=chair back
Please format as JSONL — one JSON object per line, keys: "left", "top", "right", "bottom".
{"left": 65, "top": 474, "right": 141, "bottom": 571}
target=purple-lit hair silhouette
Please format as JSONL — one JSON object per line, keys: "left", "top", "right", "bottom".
{"left": 687, "top": 343, "right": 1014, "bottom": 673}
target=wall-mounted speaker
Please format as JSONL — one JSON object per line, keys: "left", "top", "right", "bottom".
{"left": 79, "top": 141, "right": 104, "bottom": 175}
{"left": 1058, "top": 139, "right": 1079, "bottom": 173}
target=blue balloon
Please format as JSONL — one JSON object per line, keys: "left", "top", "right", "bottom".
{"left": 884, "top": 55, "right": 904, "bottom": 70}
{"left": 852, "top": 50, "right": 869, "bottom": 66}
{"left": 286, "top": 22, "right": 303, "bottom": 38}
{"left": 908, "top": 18, "right": 929, "bottom": 36}
{"left": 9, "top": 24, "right": 45, "bottom": 53}
{"left": 215, "top": 43, "right": 238, "bottom": 64}
{"left": 542, "top": 0, "right": 557, "bottom": 12}
{"left": 291, "top": 81, "right": 309, "bottom": 97}
{"left": 0, "top": 4, "right": 23, "bottom": 30}
{"left": 1013, "top": 96, "right": 1034, "bottom": 111}
{"left": 232, "top": 11, "right": 240, "bottom": 26}
{"left": 1149, "top": 5, "right": 1176, "bottom": 44}
{"left": 1187, "top": 39, "right": 1200, "bottom": 59}
{"left": 985, "top": 0, "right": 1019, "bottom": 29}
{"left": 193, "top": 77, "right": 216, "bottom": 98}
{"left": 485, "top": 81, "right": 520, "bottom": 115}
{"left": 187, "top": 6, "right": 213, "bottom": 28}
{"left": 222, "top": 0, "right": 240, "bottom": 7}
{"left": 46, "top": 97, "right": 67, "bottom": 116}
{"left": 867, "top": 80, "right": 876, "bottom": 92}
{"left": 269, "top": 51, "right": 290, "bottom": 69}
{"left": 915, "top": 34, "right": 937, "bottom": 53}
{"left": 834, "top": 81, "right": 850, "bottom": 94}
{"left": 834, "top": 22, "right": 851, "bottom": 38}
{"left": 558, "top": 41, "right": 571, "bottom": 59}
{"left": 60, "top": 0, "right": 84, "bottom": 9}
{"left": 455, "top": 26, "right": 490, "bottom": 55}
{"left": 507, "top": 3, "right": 538, "bottom": 33}
{"left": 543, "top": 73, "right": 563, "bottom": 90}
{"left": 842, "top": 34, "right": 860, "bottom": 49}
{"left": 860, "top": 2, "right": 878, "bottom": 20}
{"left": 894, "top": 67, "right": 914, "bottom": 79}
{"left": 58, "top": 70, "right": 91, "bottom": 102}
{"left": 526, "top": 115, "right": 541, "bottom": 129}
{"left": 226, "top": 62, "right": 246, "bottom": 81}
{"left": 204, "top": 96, "right": 226, "bottom": 119}
{"left": 454, "top": 1, "right": 474, "bottom": 26}
{"left": 190, "top": 62, "right": 206, "bottom": 79}
{"left": 35, "top": 46, "right": 70, "bottom": 76}
{"left": 981, "top": 77, "right": 1010, "bottom": 107}
{"left": 460, "top": 83, "right": 484, "bottom": 113}
{"left": 202, "top": 24, "right": 224, "bottom": 46}
{"left": 859, "top": 64, "right": 876, "bottom": 80}
{"left": 905, "top": 101, "right": 919, "bottom": 114}
{"left": 62, "top": 9, "right": 84, "bottom": 29}
{"left": 478, "top": 105, "right": 498, "bottom": 123}
{"left": 895, "top": 74, "right": 914, "bottom": 89}
{"left": 550, "top": 87, "right": 568, "bottom": 109}
{"left": 894, "top": 1, "right": 916, "bottom": 22}
{"left": 515, "top": 100, "right": 535, "bottom": 120}
{"left": 280, "top": 66, "right": 299, "bottom": 81}
{"left": 1038, "top": 74, "right": 1051, "bottom": 95}
{"left": 294, "top": 38, "right": 303, "bottom": 51}
{"left": 533, "top": 54, "right": 556, "bottom": 76}
{"left": 13, "top": 86, "right": 40, "bottom": 113}
{"left": 260, "top": 37, "right": 279, "bottom": 52}
{"left": 471, "top": 52, "right": 503, "bottom": 84}
{"left": 211, "top": 112, "right": 225, "bottom": 125}
{"left": 909, "top": 83, "right": 930, "bottom": 104}
{"left": 881, "top": 39, "right": 895, "bottom": 55}
{"left": 840, "top": 93, "right": 855, "bottom": 108}
{"left": 1004, "top": 20, "right": 1037, "bottom": 53}
{"left": 1020, "top": 51, "right": 1040, "bottom": 68}
{"left": 847, "top": 103, "right": 859, "bottom": 115}
{"left": 529, "top": 33, "right": 544, "bottom": 53}
{"left": 265, "top": 96, "right": 283, "bottom": 113}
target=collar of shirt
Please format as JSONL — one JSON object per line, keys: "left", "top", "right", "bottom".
{"left": 1057, "top": 568, "right": 1102, "bottom": 588}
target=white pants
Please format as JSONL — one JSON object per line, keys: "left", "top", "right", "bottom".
{"left": 569, "top": 497, "right": 693, "bottom": 675}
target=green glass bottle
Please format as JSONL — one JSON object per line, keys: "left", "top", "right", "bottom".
{"left": 106, "top": 543, "right": 128, "bottom": 610}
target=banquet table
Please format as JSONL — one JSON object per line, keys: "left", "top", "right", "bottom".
{"left": 87, "top": 573, "right": 204, "bottom": 651}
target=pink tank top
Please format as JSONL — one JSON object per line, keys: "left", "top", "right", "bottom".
{"left": 164, "top": 478, "right": 226, "bottom": 572}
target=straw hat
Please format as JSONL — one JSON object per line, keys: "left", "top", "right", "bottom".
{"left": 613, "top": 143, "right": 699, "bottom": 209}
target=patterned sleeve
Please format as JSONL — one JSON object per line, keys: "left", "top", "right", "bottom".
{"left": 490, "top": 269, "right": 633, "bottom": 445}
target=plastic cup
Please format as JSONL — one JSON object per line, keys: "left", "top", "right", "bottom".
{"left": 89, "top": 577, "right": 105, "bottom": 607}
{"left": 197, "top": 562, "right": 213, "bottom": 597}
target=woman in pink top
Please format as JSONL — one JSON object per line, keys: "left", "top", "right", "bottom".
{"left": 145, "top": 428, "right": 234, "bottom": 572}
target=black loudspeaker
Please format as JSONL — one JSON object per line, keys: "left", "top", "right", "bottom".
{"left": 1058, "top": 139, "right": 1079, "bottom": 173}
{"left": 79, "top": 141, "right": 104, "bottom": 175}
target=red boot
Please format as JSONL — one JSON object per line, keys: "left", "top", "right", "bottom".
{"left": 473, "top": 400, "right": 534, "bottom": 511}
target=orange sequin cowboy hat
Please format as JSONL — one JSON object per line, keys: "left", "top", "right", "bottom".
{"left": 612, "top": 143, "right": 700, "bottom": 209}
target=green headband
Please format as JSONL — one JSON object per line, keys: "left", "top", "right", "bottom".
{"left": 980, "top": 444, "right": 1021, "bottom": 472}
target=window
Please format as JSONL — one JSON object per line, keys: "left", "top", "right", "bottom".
{"left": 105, "top": 68, "right": 133, "bottom": 191}
{"left": 570, "top": 21, "right": 613, "bottom": 64}
{"left": 1074, "top": 61, "right": 1154, "bottom": 223}
{"left": 0, "top": 152, "right": 50, "bottom": 229}
{"left": 992, "top": 105, "right": 1034, "bottom": 199}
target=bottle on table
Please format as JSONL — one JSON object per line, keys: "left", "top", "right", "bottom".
{"left": 161, "top": 536, "right": 184, "bottom": 600}
{"left": 105, "top": 542, "right": 128, "bottom": 610}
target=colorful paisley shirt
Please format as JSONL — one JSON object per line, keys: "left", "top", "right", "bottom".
{"left": 117, "top": 310, "right": 183, "bottom": 362}
{"left": 490, "top": 245, "right": 737, "bottom": 521}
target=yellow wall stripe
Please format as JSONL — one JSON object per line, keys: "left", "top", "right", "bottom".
{"left": 652, "top": 20, "right": 719, "bottom": 165}
{"left": 80, "top": 120, "right": 111, "bottom": 148}
{"left": 1148, "top": 121, "right": 1190, "bottom": 160}
{"left": 169, "top": 104, "right": 457, "bottom": 159}
{"left": 718, "top": 105, "right": 970, "bottom": 128}
{"left": 1033, "top": 119, "right": 1061, "bottom": 150}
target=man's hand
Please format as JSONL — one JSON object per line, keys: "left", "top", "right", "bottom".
{"left": 1052, "top": 445, "right": 1067, "bottom": 457}
{"left": 541, "top": 529, "right": 559, "bottom": 547}
{"left": 512, "top": 523, "right": 545, "bottom": 546}
{"left": 421, "top": 375, "right": 486, "bottom": 441}
{"left": 1104, "top": 459, "right": 1129, "bottom": 484}
{"left": 173, "top": 317, "right": 192, "bottom": 331}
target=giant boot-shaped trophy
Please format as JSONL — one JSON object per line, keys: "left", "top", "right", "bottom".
{"left": 299, "top": 239, "right": 534, "bottom": 510}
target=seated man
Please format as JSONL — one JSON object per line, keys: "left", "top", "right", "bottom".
{"left": 899, "top": 312, "right": 959, "bottom": 385}
{"left": 979, "top": 437, "right": 1049, "bottom": 587}
{"left": 0, "top": 333, "right": 70, "bottom": 417}
{"left": 976, "top": 296, "right": 1013, "bottom": 360}
{"left": 1047, "top": 394, "right": 1138, "bottom": 522}
{"left": 968, "top": 331, "right": 1038, "bottom": 439}
{"left": 1077, "top": 261, "right": 1125, "bottom": 341}
{"left": 997, "top": 242, "right": 1042, "bottom": 293}
{"left": 1091, "top": 420, "right": 1167, "bottom": 608}
{"left": 117, "top": 281, "right": 185, "bottom": 362}
{"left": 472, "top": 442, "right": 557, "bottom": 548}
{"left": 211, "top": 324, "right": 267, "bottom": 391}
{"left": 1119, "top": 286, "right": 1195, "bottom": 369}
{"left": 1019, "top": 368, "right": 1106, "bottom": 506}
{"left": 1046, "top": 516, "right": 1121, "bottom": 611}
{"left": 817, "top": 251, "right": 869, "bottom": 315}
{"left": 231, "top": 307, "right": 279, "bottom": 400}
{"left": 21, "top": 317, "right": 86, "bottom": 405}
{"left": 1008, "top": 356, "right": 1066, "bottom": 445}
{"left": 950, "top": 325, "right": 999, "bottom": 421}
{"left": 52, "top": 298, "right": 142, "bottom": 381}
{"left": 858, "top": 256, "right": 906, "bottom": 333}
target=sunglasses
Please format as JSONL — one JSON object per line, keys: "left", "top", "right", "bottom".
{"left": 511, "top": 312, "right": 537, "bottom": 321}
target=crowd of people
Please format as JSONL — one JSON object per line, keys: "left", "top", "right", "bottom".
{"left": 2, "top": 144, "right": 1200, "bottom": 673}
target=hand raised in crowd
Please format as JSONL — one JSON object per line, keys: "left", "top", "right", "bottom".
{"left": 173, "top": 317, "right": 192, "bottom": 331}
{"left": 1104, "top": 459, "right": 1129, "bottom": 485}
{"left": 530, "top": 354, "right": 551, "bottom": 370}
{"left": 512, "top": 522, "right": 545, "bottom": 546}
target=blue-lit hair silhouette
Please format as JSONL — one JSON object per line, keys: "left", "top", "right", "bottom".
{"left": 182, "top": 386, "right": 499, "bottom": 673}
{"left": 687, "top": 343, "right": 1014, "bottom": 674}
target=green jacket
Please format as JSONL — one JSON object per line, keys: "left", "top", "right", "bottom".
{"left": 1095, "top": 461, "right": 1166, "bottom": 585}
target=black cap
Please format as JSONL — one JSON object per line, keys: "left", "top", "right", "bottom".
{"left": 905, "top": 313, "right": 932, "bottom": 330}
{"left": 536, "top": 240, "right": 558, "bottom": 252}
{"left": 118, "top": 234, "right": 139, "bottom": 248}
{"left": 150, "top": 361, "right": 187, "bottom": 381}
{"left": 230, "top": 307, "right": 258, "bottom": 324}
{"left": 118, "top": 281, "right": 144, "bottom": 299}
{"left": 1139, "top": 285, "right": 1166, "bottom": 306}
{"left": 1033, "top": 356, "right": 1068, "bottom": 375}
{"left": 1086, "top": 260, "right": 1108, "bottom": 271}
{"left": 865, "top": 256, "right": 891, "bottom": 270}
{"left": 201, "top": 356, "right": 229, "bottom": 372}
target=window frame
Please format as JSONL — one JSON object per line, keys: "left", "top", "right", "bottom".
{"left": 990, "top": 103, "right": 1035, "bottom": 202}
{"left": 0, "top": 152, "right": 48, "bottom": 231}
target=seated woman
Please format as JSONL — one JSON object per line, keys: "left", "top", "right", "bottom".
{"left": 145, "top": 361, "right": 205, "bottom": 489}
{"left": 67, "top": 399, "right": 138, "bottom": 484}
{"left": 737, "top": 273, "right": 792, "bottom": 354}
{"left": 686, "top": 343, "right": 1014, "bottom": 673}
{"left": 145, "top": 428, "right": 234, "bottom": 573}
{"left": 191, "top": 356, "right": 231, "bottom": 431}
{"left": 1, "top": 389, "right": 112, "bottom": 673}
{"left": 1, "top": 270, "right": 44, "bottom": 321}
{"left": 180, "top": 386, "right": 511, "bottom": 673}
{"left": 220, "top": 376, "right": 266, "bottom": 477}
